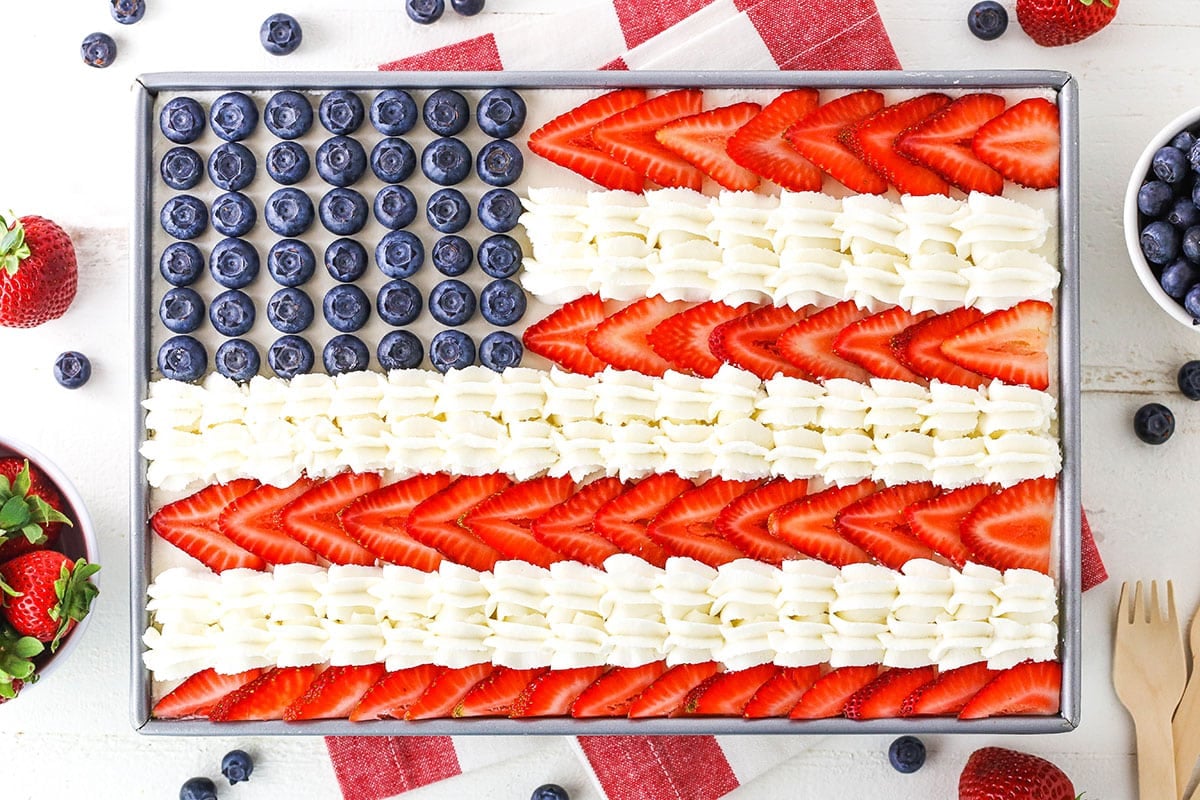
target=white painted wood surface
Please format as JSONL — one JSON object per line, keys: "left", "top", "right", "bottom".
{"left": 0, "top": 0, "right": 1191, "bottom": 797}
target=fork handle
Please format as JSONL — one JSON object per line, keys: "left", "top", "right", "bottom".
{"left": 1133, "top": 714, "right": 1179, "bottom": 800}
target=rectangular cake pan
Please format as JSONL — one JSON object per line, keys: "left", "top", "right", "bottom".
{"left": 131, "top": 70, "right": 1080, "bottom": 735}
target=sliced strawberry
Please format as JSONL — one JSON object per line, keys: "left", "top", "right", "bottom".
{"left": 832, "top": 307, "right": 935, "bottom": 384}
{"left": 150, "top": 480, "right": 265, "bottom": 573}
{"left": 835, "top": 482, "right": 940, "bottom": 570}
{"left": 843, "top": 666, "right": 938, "bottom": 720}
{"left": 715, "top": 478, "right": 807, "bottom": 566}
{"left": 283, "top": 664, "right": 387, "bottom": 721}
{"left": 570, "top": 662, "right": 666, "bottom": 718}
{"left": 454, "top": 667, "right": 548, "bottom": 717}
{"left": 463, "top": 476, "right": 573, "bottom": 567}
{"left": 406, "top": 474, "right": 510, "bottom": 572}
{"left": 783, "top": 90, "right": 888, "bottom": 194}
{"left": 524, "top": 294, "right": 610, "bottom": 376}
{"left": 531, "top": 477, "right": 624, "bottom": 568}
{"left": 904, "top": 484, "right": 993, "bottom": 568}
{"left": 971, "top": 97, "right": 1060, "bottom": 190}
{"left": 896, "top": 93, "right": 1006, "bottom": 195}
{"left": 683, "top": 663, "right": 777, "bottom": 715}
{"left": 726, "top": 89, "right": 823, "bottom": 192}
{"left": 648, "top": 300, "right": 747, "bottom": 378}
{"left": 349, "top": 664, "right": 445, "bottom": 721}
{"left": 743, "top": 665, "right": 822, "bottom": 718}
{"left": 893, "top": 307, "right": 988, "bottom": 389}
{"left": 647, "top": 478, "right": 756, "bottom": 568}
{"left": 218, "top": 478, "right": 320, "bottom": 565}
{"left": 592, "top": 89, "right": 706, "bottom": 190}
{"left": 341, "top": 474, "right": 452, "bottom": 570}
{"left": 902, "top": 662, "right": 998, "bottom": 717}
{"left": 509, "top": 666, "right": 607, "bottom": 717}
{"left": 941, "top": 300, "right": 1053, "bottom": 390}
{"left": 789, "top": 665, "right": 880, "bottom": 719}
{"left": 627, "top": 662, "right": 719, "bottom": 718}
{"left": 527, "top": 88, "right": 647, "bottom": 191}
{"left": 776, "top": 300, "right": 872, "bottom": 382}
{"left": 593, "top": 473, "right": 690, "bottom": 567}
{"left": 152, "top": 668, "right": 263, "bottom": 719}
{"left": 655, "top": 102, "right": 762, "bottom": 191}
{"left": 208, "top": 666, "right": 321, "bottom": 722}
{"left": 406, "top": 663, "right": 495, "bottom": 720}
{"left": 957, "top": 660, "right": 1062, "bottom": 720}
{"left": 769, "top": 480, "right": 877, "bottom": 567}
{"left": 587, "top": 296, "right": 691, "bottom": 376}
{"left": 279, "top": 472, "right": 381, "bottom": 566}
{"left": 843, "top": 93, "right": 951, "bottom": 196}
{"left": 709, "top": 304, "right": 813, "bottom": 381}
{"left": 960, "top": 477, "right": 1056, "bottom": 573}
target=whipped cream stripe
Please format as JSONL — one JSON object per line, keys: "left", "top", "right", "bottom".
{"left": 142, "top": 556, "right": 1058, "bottom": 682}
{"left": 141, "top": 368, "right": 1062, "bottom": 492}
{"left": 519, "top": 188, "right": 1060, "bottom": 313}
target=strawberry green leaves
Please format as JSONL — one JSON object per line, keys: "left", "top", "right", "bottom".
{"left": 48, "top": 558, "right": 100, "bottom": 652}
{"left": 0, "top": 461, "right": 71, "bottom": 549}
{"left": 0, "top": 622, "right": 43, "bottom": 699}
{"left": 0, "top": 214, "right": 30, "bottom": 277}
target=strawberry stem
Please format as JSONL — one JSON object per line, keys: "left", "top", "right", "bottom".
{"left": 0, "top": 214, "right": 30, "bottom": 277}
{"left": 0, "top": 461, "right": 71, "bottom": 551}
{"left": 48, "top": 558, "right": 100, "bottom": 652}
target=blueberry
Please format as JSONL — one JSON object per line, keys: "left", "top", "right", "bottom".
{"left": 160, "top": 195, "right": 208, "bottom": 240}
{"left": 966, "top": 0, "right": 1007, "bottom": 40}
{"left": 421, "top": 137, "right": 472, "bottom": 185}
{"left": 265, "top": 141, "right": 311, "bottom": 185}
{"left": 210, "top": 92, "right": 259, "bottom": 142}
{"left": 1153, "top": 145, "right": 1190, "bottom": 184}
{"left": 159, "top": 287, "right": 205, "bottom": 333}
{"left": 324, "top": 334, "right": 370, "bottom": 375}
{"left": 429, "top": 279, "right": 476, "bottom": 326}
{"left": 111, "top": 0, "right": 146, "bottom": 24}
{"left": 371, "top": 90, "right": 418, "bottom": 135}
{"left": 478, "top": 188, "right": 522, "bottom": 233}
{"left": 378, "top": 330, "right": 423, "bottom": 370}
{"left": 480, "top": 331, "right": 522, "bottom": 372}
{"left": 430, "top": 329, "right": 475, "bottom": 372}
{"left": 220, "top": 749, "right": 254, "bottom": 785}
{"left": 1134, "top": 402, "right": 1175, "bottom": 444}
{"left": 432, "top": 235, "right": 473, "bottom": 276}
{"left": 210, "top": 238, "right": 260, "bottom": 289}
{"left": 323, "top": 284, "right": 371, "bottom": 332}
{"left": 1141, "top": 220, "right": 1181, "bottom": 265}
{"left": 208, "top": 142, "right": 257, "bottom": 191}
{"left": 1173, "top": 131, "right": 1198, "bottom": 152}
{"left": 267, "top": 239, "right": 316, "bottom": 286}
{"left": 160, "top": 242, "right": 204, "bottom": 286}
{"left": 161, "top": 147, "right": 204, "bottom": 191}
{"left": 1179, "top": 360, "right": 1200, "bottom": 400}
{"left": 179, "top": 776, "right": 218, "bottom": 800}
{"left": 214, "top": 339, "right": 260, "bottom": 382}
{"left": 451, "top": 0, "right": 485, "bottom": 14}
{"left": 53, "top": 351, "right": 92, "bottom": 389}
{"left": 1189, "top": 141, "right": 1200, "bottom": 174}
{"left": 316, "top": 136, "right": 368, "bottom": 187}
{"left": 479, "top": 278, "right": 526, "bottom": 326}
{"left": 211, "top": 192, "right": 257, "bottom": 237}
{"left": 158, "top": 335, "right": 207, "bottom": 382}
{"left": 887, "top": 736, "right": 925, "bottom": 774}
{"left": 1169, "top": 198, "right": 1200, "bottom": 229}
{"left": 423, "top": 89, "right": 470, "bottom": 136}
{"left": 1187, "top": 284, "right": 1200, "bottom": 319}
{"left": 209, "top": 290, "right": 256, "bottom": 336}
{"left": 324, "top": 238, "right": 369, "bottom": 281}
{"left": 476, "top": 139, "right": 524, "bottom": 186}
{"left": 1160, "top": 258, "right": 1198, "bottom": 299}
{"left": 478, "top": 234, "right": 522, "bottom": 278}
{"left": 529, "top": 784, "right": 569, "bottom": 800}
{"left": 1184, "top": 228, "right": 1200, "bottom": 264}
{"left": 371, "top": 138, "right": 417, "bottom": 183}
{"left": 376, "top": 279, "right": 423, "bottom": 326}
{"left": 374, "top": 185, "right": 418, "bottom": 230}
{"left": 81, "top": 32, "right": 117, "bottom": 68}
{"left": 266, "top": 287, "right": 315, "bottom": 333}
{"left": 406, "top": 0, "right": 444, "bottom": 24}
{"left": 264, "top": 90, "right": 314, "bottom": 139}
{"left": 268, "top": 335, "right": 314, "bottom": 378}
{"left": 319, "top": 188, "right": 368, "bottom": 235}
{"left": 320, "top": 90, "right": 365, "bottom": 135}
{"left": 426, "top": 188, "right": 471, "bottom": 233}
{"left": 476, "top": 89, "right": 526, "bottom": 138}
{"left": 375, "top": 230, "right": 424, "bottom": 278}
{"left": 160, "top": 97, "right": 205, "bottom": 144}
{"left": 264, "top": 187, "right": 315, "bottom": 236}
{"left": 1139, "top": 180, "right": 1175, "bottom": 218}
{"left": 261, "top": 13, "right": 303, "bottom": 56}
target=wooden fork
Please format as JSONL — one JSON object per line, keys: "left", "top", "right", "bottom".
{"left": 1175, "top": 600, "right": 1200, "bottom": 799}
{"left": 1114, "top": 580, "right": 1188, "bottom": 800}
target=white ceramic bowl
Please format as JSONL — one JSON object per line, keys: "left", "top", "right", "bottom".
{"left": 1125, "top": 104, "right": 1200, "bottom": 330}
{"left": 0, "top": 434, "right": 99, "bottom": 688}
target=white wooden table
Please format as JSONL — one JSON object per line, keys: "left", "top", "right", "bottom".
{"left": 0, "top": 1, "right": 1190, "bottom": 797}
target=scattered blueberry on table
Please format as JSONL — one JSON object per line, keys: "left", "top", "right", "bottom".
{"left": 374, "top": 184, "right": 418, "bottom": 230}
{"left": 376, "top": 230, "right": 424, "bottom": 278}
{"left": 1179, "top": 360, "right": 1200, "bottom": 400}
{"left": 406, "top": 0, "right": 445, "bottom": 25}
{"left": 110, "top": 0, "right": 146, "bottom": 25}
{"left": 422, "top": 137, "right": 473, "bottom": 186}
{"left": 378, "top": 330, "right": 423, "bottom": 370}
{"left": 480, "top": 330, "right": 522, "bottom": 371}
{"left": 426, "top": 188, "right": 471, "bottom": 233}
{"left": 159, "top": 287, "right": 205, "bottom": 333}
{"left": 371, "top": 138, "right": 417, "bottom": 183}
{"left": 377, "top": 279, "right": 423, "bottom": 326}
{"left": 324, "top": 334, "right": 371, "bottom": 374}
{"left": 477, "top": 88, "right": 526, "bottom": 138}
{"left": 264, "top": 90, "right": 314, "bottom": 139}
{"left": 160, "top": 97, "right": 206, "bottom": 144}
{"left": 476, "top": 139, "right": 524, "bottom": 186}
{"left": 260, "top": 13, "right": 303, "bottom": 56}
{"left": 220, "top": 750, "right": 254, "bottom": 784}
{"left": 158, "top": 335, "right": 207, "bottom": 382}
{"left": 266, "top": 287, "right": 315, "bottom": 333}
{"left": 323, "top": 284, "right": 371, "bottom": 332}
{"left": 179, "top": 776, "right": 218, "bottom": 800}
{"left": 264, "top": 187, "right": 315, "bottom": 236}
{"left": 530, "top": 784, "right": 569, "bottom": 800}
{"left": 430, "top": 329, "right": 475, "bottom": 372}
{"left": 268, "top": 335, "right": 314, "bottom": 378}
{"left": 81, "top": 32, "right": 117, "bottom": 68}
{"left": 888, "top": 735, "right": 926, "bottom": 774}
{"left": 209, "top": 290, "right": 256, "bottom": 336}
{"left": 478, "top": 188, "right": 522, "bottom": 232}
{"left": 1134, "top": 402, "right": 1175, "bottom": 444}
{"left": 209, "top": 238, "right": 260, "bottom": 289}
{"left": 209, "top": 92, "right": 259, "bottom": 142}
{"left": 208, "top": 142, "right": 257, "bottom": 192}
{"left": 371, "top": 90, "right": 418, "bottom": 136}
{"left": 53, "top": 351, "right": 92, "bottom": 389}
{"left": 267, "top": 239, "right": 316, "bottom": 286}
{"left": 478, "top": 234, "right": 522, "bottom": 278}
{"left": 160, "top": 242, "right": 204, "bottom": 286}
{"left": 160, "top": 195, "right": 208, "bottom": 240}
{"left": 161, "top": 147, "right": 204, "bottom": 191}
{"left": 210, "top": 192, "right": 257, "bottom": 238}
{"left": 214, "top": 339, "right": 260, "bottom": 382}
{"left": 319, "top": 187, "right": 368, "bottom": 235}
{"left": 452, "top": 0, "right": 486, "bottom": 15}
{"left": 432, "top": 234, "right": 473, "bottom": 276}
{"left": 320, "top": 90, "right": 365, "bottom": 135}
{"left": 265, "top": 141, "right": 311, "bottom": 185}
{"left": 479, "top": 278, "right": 526, "bottom": 325}
{"left": 324, "top": 238, "right": 369, "bottom": 282}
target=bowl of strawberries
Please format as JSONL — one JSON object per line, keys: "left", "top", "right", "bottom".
{"left": 0, "top": 434, "right": 100, "bottom": 702}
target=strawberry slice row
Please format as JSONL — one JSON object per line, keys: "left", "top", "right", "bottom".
{"left": 524, "top": 295, "right": 1054, "bottom": 391}
{"left": 528, "top": 89, "right": 1059, "bottom": 196}
{"left": 154, "top": 658, "right": 1060, "bottom": 722}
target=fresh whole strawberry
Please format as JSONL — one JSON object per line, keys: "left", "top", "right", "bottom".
{"left": 0, "top": 214, "right": 78, "bottom": 328}
{"left": 958, "top": 747, "right": 1076, "bottom": 800}
{"left": 0, "top": 622, "right": 43, "bottom": 701}
{"left": 0, "top": 551, "right": 99, "bottom": 651}
{"left": 0, "top": 459, "right": 71, "bottom": 562}
{"left": 1016, "top": 0, "right": 1117, "bottom": 46}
